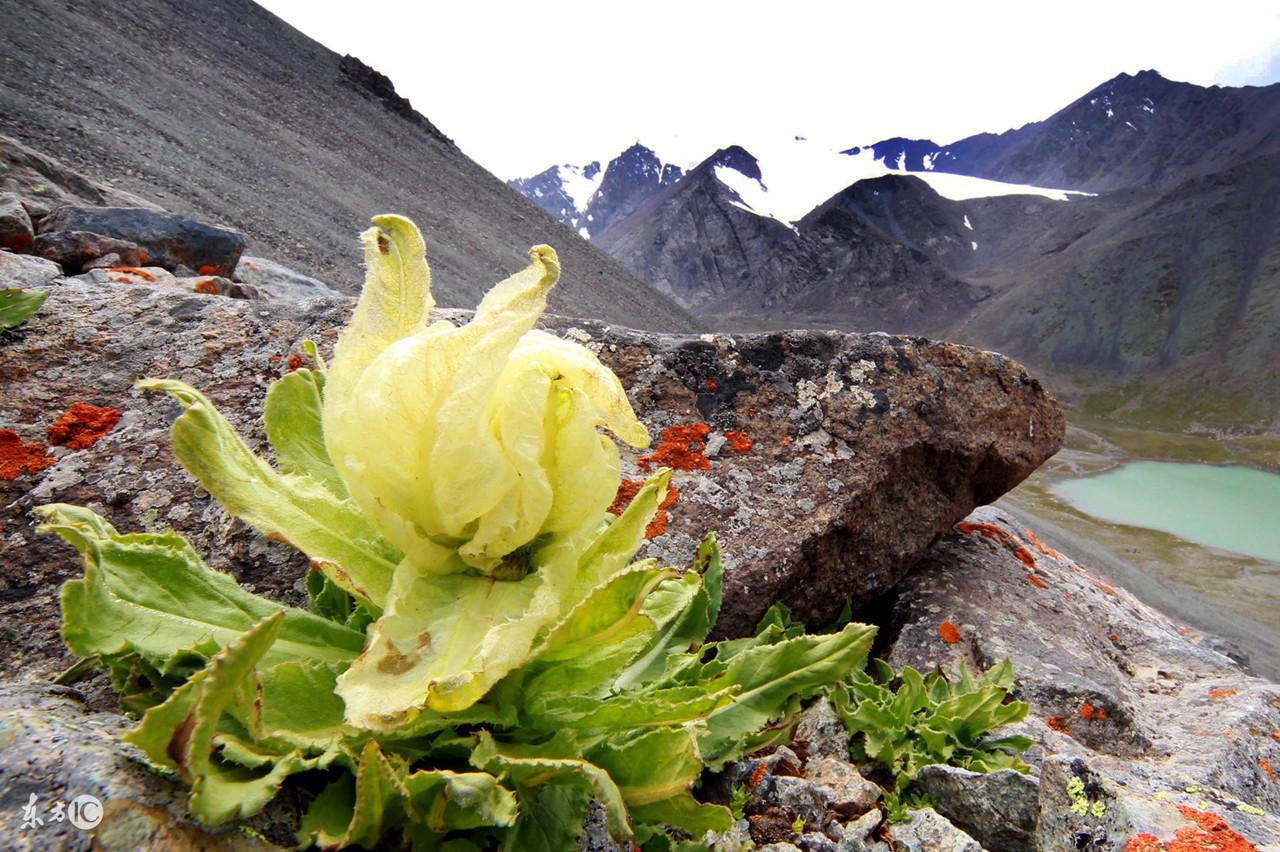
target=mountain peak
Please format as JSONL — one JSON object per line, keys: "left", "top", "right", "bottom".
{"left": 708, "top": 145, "right": 762, "bottom": 181}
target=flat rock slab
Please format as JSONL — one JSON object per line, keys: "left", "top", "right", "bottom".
{"left": 0, "top": 280, "right": 1061, "bottom": 694}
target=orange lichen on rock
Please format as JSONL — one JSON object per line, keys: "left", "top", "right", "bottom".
{"left": 47, "top": 402, "right": 121, "bottom": 450}
{"left": 705, "top": 379, "right": 718, "bottom": 391}
{"left": 956, "top": 521, "right": 1009, "bottom": 542}
{"left": 643, "top": 485, "right": 680, "bottom": 540}
{"left": 197, "top": 265, "right": 219, "bottom": 276}
{"left": 938, "top": 621, "right": 962, "bottom": 644}
{"left": 287, "top": 355, "right": 304, "bottom": 371}
{"left": 1091, "top": 579, "right": 1119, "bottom": 597}
{"left": 1126, "top": 834, "right": 1163, "bottom": 852}
{"left": 1046, "top": 716, "right": 1072, "bottom": 736}
{"left": 1209, "top": 689, "right": 1238, "bottom": 698}
{"left": 1167, "top": 806, "right": 1258, "bottom": 852}
{"left": 1026, "top": 528, "right": 1063, "bottom": 559}
{"left": 1261, "top": 758, "right": 1275, "bottom": 782}
{"left": 957, "top": 521, "right": 1039, "bottom": 570}
{"left": 1078, "top": 702, "right": 1108, "bottom": 722}
{"left": 724, "top": 430, "right": 753, "bottom": 453}
{"left": 106, "top": 266, "right": 156, "bottom": 282}
{"left": 608, "top": 478, "right": 679, "bottom": 539}
{"left": 608, "top": 479, "right": 643, "bottom": 516}
{"left": 0, "top": 429, "right": 56, "bottom": 479}
{"left": 1026, "top": 573, "right": 1048, "bottom": 589}
{"left": 748, "top": 761, "right": 768, "bottom": 788}
{"left": 193, "top": 277, "right": 219, "bottom": 295}
{"left": 637, "top": 423, "right": 712, "bottom": 472}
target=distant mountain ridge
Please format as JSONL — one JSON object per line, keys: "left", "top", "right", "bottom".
{"left": 509, "top": 143, "right": 682, "bottom": 240}
{"left": 512, "top": 71, "right": 1280, "bottom": 429}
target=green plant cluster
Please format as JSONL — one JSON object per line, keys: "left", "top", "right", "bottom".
{"left": 833, "top": 658, "right": 1032, "bottom": 792}
{"left": 42, "top": 216, "right": 877, "bottom": 850}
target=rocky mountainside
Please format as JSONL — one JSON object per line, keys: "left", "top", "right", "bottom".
{"left": 596, "top": 149, "right": 983, "bottom": 336}
{"left": 514, "top": 71, "right": 1280, "bottom": 429}
{"left": 0, "top": 0, "right": 697, "bottom": 330}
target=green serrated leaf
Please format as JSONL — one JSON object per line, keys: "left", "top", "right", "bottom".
{"left": 0, "top": 288, "right": 46, "bottom": 330}
{"left": 125, "top": 613, "right": 317, "bottom": 825}
{"left": 136, "top": 378, "right": 401, "bottom": 607}
{"left": 306, "top": 567, "right": 354, "bottom": 624}
{"left": 631, "top": 794, "right": 733, "bottom": 838}
{"left": 612, "top": 535, "right": 722, "bottom": 691}
{"left": 342, "top": 740, "right": 410, "bottom": 848}
{"left": 699, "top": 621, "right": 876, "bottom": 769}
{"left": 264, "top": 368, "right": 348, "bottom": 498}
{"left": 298, "top": 775, "right": 355, "bottom": 849}
{"left": 498, "top": 778, "right": 593, "bottom": 852}
{"left": 43, "top": 504, "right": 364, "bottom": 670}
{"left": 403, "top": 765, "right": 518, "bottom": 834}
{"left": 472, "top": 732, "right": 631, "bottom": 844}
{"left": 587, "top": 726, "right": 703, "bottom": 807}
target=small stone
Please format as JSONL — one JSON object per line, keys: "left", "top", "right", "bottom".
{"left": 802, "top": 759, "right": 881, "bottom": 812}
{"left": 30, "top": 229, "right": 144, "bottom": 273}
{"left": 913, "top": 765, "right": 1038, "bottom": 852}
{"left": 886, "top": 808, "right": 982, "bottom": 852}
{"left": 82, "top": 252, "right": 125, "bottom": 270}
{"left": 0, "top": 250, "right": 62, "bottom": 287}
{"left": 233, "top": 254, "right": 341, "bottom": 302}
{"left": 798, "top": 832, "right": 839, "bottom": 852}
{"left": 0, "top": 192, "right": 34, "bottom": 251}
{"left": 841, "top": 808, "right": 883, "bottom": 842}
{"left": 796, "top": 697, "right": 850, "bottom": 762}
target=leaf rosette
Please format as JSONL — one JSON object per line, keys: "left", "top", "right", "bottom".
{"left": 44, "top": 215, "right": 879, "bottom": 849}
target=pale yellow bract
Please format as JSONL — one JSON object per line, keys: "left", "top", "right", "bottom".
{"left": 323, "top": 215, "right": 656, "bottom": 727}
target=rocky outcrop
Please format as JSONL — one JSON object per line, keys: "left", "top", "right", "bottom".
{"left": 0, "top": 277, "right": 1062, "bottom": 690}
{"left": 233, "top": 255, "right": 342, "bottom": 302}
{"left": 0, "top": 191, "right": 33, "bottom": 251}
{"left": 0, "top": 1, "right": 700, "bottom": 330}
{"left": 884, "top": 505, "right": 1280, "bottom": 848}
{"left": 3, "top": 273, "right": 1275, "bottom": 848}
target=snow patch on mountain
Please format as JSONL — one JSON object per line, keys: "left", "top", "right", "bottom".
{"left": 557, "top": 162, "right": 604, "bottom": 214}
{"left": 714, "top": 165, "right": 798, "bottom": 233}
{"left": 706, "top": 137, "right": 1093, "bottom": 226}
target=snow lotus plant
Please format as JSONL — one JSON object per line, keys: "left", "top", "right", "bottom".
{"left": 42, "top": 215, "right": 877, "bottom": 850}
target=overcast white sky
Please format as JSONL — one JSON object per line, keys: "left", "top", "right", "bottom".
{"left": 257, "top": 0, "right": 1280, "bottom": 179}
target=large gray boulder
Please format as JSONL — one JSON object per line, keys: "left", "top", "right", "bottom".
{"left": 0, "top": 278, "right": 1061, "bottom": 694}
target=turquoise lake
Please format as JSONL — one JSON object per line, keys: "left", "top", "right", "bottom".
{"left": 1052, "top": 462, "right": 1280, "bottom": 563}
